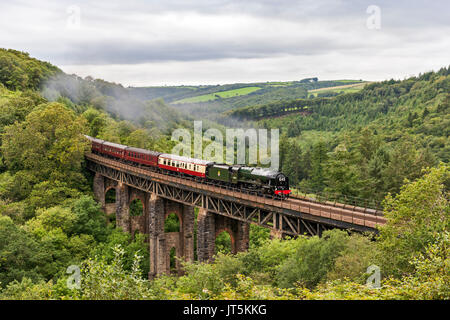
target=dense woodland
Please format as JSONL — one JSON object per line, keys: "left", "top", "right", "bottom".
{"left": 268, "top": 69, "right": 450, "bottom": 205}
{"left": 0, "top": 48, "right": 448, "bottom": 300}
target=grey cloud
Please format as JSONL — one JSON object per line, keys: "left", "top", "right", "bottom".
{"left": 0, "top": 0, "right": 449, "bottom": 84}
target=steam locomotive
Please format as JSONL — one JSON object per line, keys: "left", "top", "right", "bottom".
{"left": 85, "top": 135, "right": 291, "bottom": 198}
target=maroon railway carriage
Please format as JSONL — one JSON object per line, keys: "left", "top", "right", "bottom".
{"left": 90, "top": 137, "right": 104, "bottom": 153}
{"left": 124, "top": 146, "right": 161, "bottom": 167}
{"left": 101, "top": 141, "right": 127, "bottom": 159}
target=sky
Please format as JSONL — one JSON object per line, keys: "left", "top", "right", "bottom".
{"left": 1, "top": 0, "right": 449, "bottom": 86}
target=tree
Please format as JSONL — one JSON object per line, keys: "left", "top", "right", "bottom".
{"left": 26, "top": 180, "right": 82, "bottom": 213}
{"left": 282, "top": 141, "right": 304, "bottom": 185}
{"left": 79, "top": 245, "right": 153, "bottom": 300}
{"left": 382, "top": 140, "right": 436, "bottom": 195}
{"left": 309, "top": 141, "right": 328, "bottom": 192}
{"left": 378, "top": 163, "right": 449, "bottom": 277}
{"left": 127, "top": 128, "right": 154, "bottom": 150}
{"left": 276, "top": 229, "right": 349, "bottom": 288}
{"left": 324, "top": 145, "right": 363, "bottom": 197}
{"left": 1, "top": 102, "right": 89, "bottom": 190}
{"left": 358, "top": 128, "right": 380, "bottom": 161}
{"left": 0, "top": 49, "right": 60, "bottom": 90}
{"left": 0, "top": 216, "right": 51, "bottom": 287}
{"left": 69, "top": 195, "right": 108, "bottom": 242}
{"left": 82, "top": 108, "right": 107, "bottom": 137}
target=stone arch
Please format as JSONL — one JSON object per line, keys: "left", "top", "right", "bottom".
{"left": 129, "top": 197, "right": 145, "bottom": 216}
{"left": 163, "top": 204, "right": 183, "bottom": 275}
{"left": 93, "top": 173, "right": 118, "bottom": 218}
{"left": 104, "top": 186, "right": 117, "bottom": 220}
{"left": 104, "top": 186, "right": 116, "bottom": 203}
{"left": 215, "top": 228, "right": 235, "bottom": 254}
{"left": 197, "top": 211, "right": 249, "bottom": 262}
{"left": 164, "top": 211, "right": 181, "bottom": 233}
{"left": 148, "top": 199, "right": 194, "bottom": 277}
{"left": 128, "top": 190, "right": 148, "bottom": 237}
{"left": 164, "top": 202, "right": 184, "bottom": 232}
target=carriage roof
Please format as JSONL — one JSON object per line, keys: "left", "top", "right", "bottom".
{"left": 102, "top": 141, "right": 127, "bottom": 150}
{"left": 125, "top": 146, "right": 161, "bottom": 157}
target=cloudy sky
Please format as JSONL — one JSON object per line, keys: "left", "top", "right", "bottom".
{"left": 1, "top": 0, "right": 449, "bottom": 86}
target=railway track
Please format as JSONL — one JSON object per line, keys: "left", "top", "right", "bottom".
{"left": 289, "top": 194, "right": 384, "bottom": 216}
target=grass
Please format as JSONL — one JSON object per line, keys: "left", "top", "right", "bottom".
{"left": 264, "top": 81, "right": 294, "bottom": 87}
{"left": 308, "top": 82, "right": 369, "bottom": 97}
{"left": 334, "top": 79, "right": 364, "bottom": 83}
{"left": 172, "top": 86, "right": 262, "bottom": 104}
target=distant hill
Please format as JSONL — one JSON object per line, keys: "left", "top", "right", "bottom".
{"left": 129, "top": 79, "right": 364, "bottom": 122}
{"left": 130, "top": 79, "right": 364, "bottom": 105}
{"left": 0, "top": 48, "right": 61, "bottom": 91}
{"left": 0, "top": 48, "right": 187, "bottom": 133}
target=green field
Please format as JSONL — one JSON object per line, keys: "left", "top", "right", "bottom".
{"left": 308, "top": 82, "right": 368, "bottom": 97}
{"left": 172, "top": 86, "right": 262, "bottom": 104}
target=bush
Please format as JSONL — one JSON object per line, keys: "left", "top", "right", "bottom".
{"left": 276, "top": 230, "right": 349, "bottom": 288}
{"left": 174, "top": 261, "right": 225, "bottom": 299}
{"left": 378, "top": 163, "right": 449, "bottom": 276}
{"left": 326, "top": 233, "right": 380, "bottom": 283}
{"left": 79, "top": 245, "right": 154, "bottom": 300}
{"left": 0, "top": 278, "right": 55, "bottom": 300}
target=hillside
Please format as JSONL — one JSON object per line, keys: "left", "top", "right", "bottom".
{"left": 130, "top": 79, "right": 365, "bottom": 121}
{"left": 235, "top": 68, "right": 450, "bottom": 202}
{"left": 0, "top": 49, "right": 61, "bottom": 91}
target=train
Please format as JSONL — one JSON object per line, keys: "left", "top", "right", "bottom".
{"left": 85, "top": 135, "right": 291, "bottom": 198}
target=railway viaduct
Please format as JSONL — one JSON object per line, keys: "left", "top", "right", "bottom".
{"left": 86, "top": 152, "right": 386, "bottom": 279}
